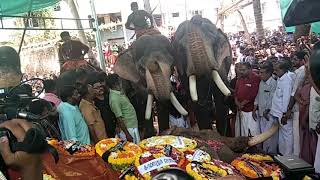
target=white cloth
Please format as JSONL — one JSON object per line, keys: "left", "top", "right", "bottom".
{"left": 271, "top": 115, "right": 293, "bottom": 155}
{"left": 260, "top": 115, "right": 278, "bottom": 154}
{"left": 116, "top": 127, "right": 141, "bottom": 144}
{"left": 270, "top": 72, "right": 293, "bottom": 119}
{"left": 235, "top": 111, "right": 260, "bottom": 137}
{"left": 315, "top": 134, "right": 320, "bottom": 173}
{"left": 292, "top": 112, "right": 300, "bottom": 156}
{"left": 309, "top": 87, "right": 320, "bottom": 130}
{"left": 169, "top": 114, "right": 189, "bottom": 128}
{"left": 254, "top": 77, "right": 277, "bottom": 116}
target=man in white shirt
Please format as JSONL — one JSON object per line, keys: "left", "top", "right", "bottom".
{"left": 253, "top": 62, "right": 278, "bottom": 153}
{"left": 284, "top": 51, "right": 306, "bottom": 156}
{"left": 270, "top": 61, "right": 294, "bottom": 155}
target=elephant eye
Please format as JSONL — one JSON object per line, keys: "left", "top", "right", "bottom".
{"left": 139, "top": 66, "right": 146, "bottom": 74}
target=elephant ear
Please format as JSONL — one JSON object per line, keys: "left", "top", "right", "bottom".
{"left": 114, "top": 49, "right": 140, "bottom": 84}
{"left": 214, "top": 29, "right": 232, "bottom": 80}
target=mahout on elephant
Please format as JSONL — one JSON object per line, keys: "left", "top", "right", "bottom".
{"left": 172, "top": 15, "right": 232, "bottom": 134}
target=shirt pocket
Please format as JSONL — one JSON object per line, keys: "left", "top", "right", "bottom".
{"left": 276, "top": 87, "right": 283, "bottom": 98}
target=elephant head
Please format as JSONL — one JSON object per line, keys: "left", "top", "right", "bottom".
{"left": 173, "top": 15, "right": 232, "bottom": 101}
{"left": 162, "top": 123, "right": 279, "bottom": 163}
{"left": 114, "top": 34, "right": 188, "bottom": 120}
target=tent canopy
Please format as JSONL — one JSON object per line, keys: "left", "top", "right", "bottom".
{"left": 284, "top": 0, "right": 320, "bottom": 27}
{"left": 0, "top": 0, "right": 60, "bottom": 15}
{"left": 280, "top": 0, "right": 320, "bottom": 33}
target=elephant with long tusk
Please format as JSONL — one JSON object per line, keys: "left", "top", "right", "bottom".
{"left": 172, "top": 15, "right": 233, "bottom": 133}
{"left": 162, "top": 122, "right": 280, "bottom": 163}
{"left": 114, "top": 34, "right": 188, "bottom": 132}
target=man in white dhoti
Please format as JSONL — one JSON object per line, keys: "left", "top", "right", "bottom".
{"left": 235, "top": 62, "right": 260, "bottom": 137}
{"left": 270, "top": 61, "right": 294, "bottom": 155}
{"left": 253, "top": 62, "right": 278, "bottom": 154}
{"left": 284, "top": 51, "right": 306, "bottom": 156}
{"left": 309, "top": 87, "right": 320, "bottom": 173}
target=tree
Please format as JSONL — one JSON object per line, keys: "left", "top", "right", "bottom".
{"left": 64, "top": 0, "right": 94, "bottom": 59}
{"left": 237, "top": 10, "right": 251, "bottom": 43}
{"left": 253, "top": 0, "right": 264, "bottom": 39}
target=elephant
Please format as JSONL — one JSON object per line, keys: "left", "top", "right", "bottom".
{"left": 114, "top": 34, "right": 188, "bottom": 132}
{"left": 162, "top": 122, "right": 279, "bottom": 163}
{"left": 172, "top": 15, "right": 232, "bottom": 134}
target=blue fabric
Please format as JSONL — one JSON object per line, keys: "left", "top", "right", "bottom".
{"left": 57, "top": 102, "right": 91, "bottom": 145}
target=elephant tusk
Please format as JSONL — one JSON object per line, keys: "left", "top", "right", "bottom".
{"left": 189, "top": 75, "right": 198, "bottom": 102}
{"left": 145, "top": 94, "right": 154, "bottom": 120}
{"left": 248, "top": 123, "right": 279, "bottom": 146}
{"left": 170, "top": 92, "right": 188, "bottom": 116}
{"left": 212, "top": 70, "right": 231, "bottom": 96}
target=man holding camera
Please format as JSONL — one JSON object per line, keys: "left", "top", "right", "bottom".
{"left": 0, "top": 46, "right": 42, "bottom": 179}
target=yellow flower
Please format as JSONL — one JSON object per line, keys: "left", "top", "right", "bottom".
{"left": 186, "top": 162, "right": 228, "bottom": 179}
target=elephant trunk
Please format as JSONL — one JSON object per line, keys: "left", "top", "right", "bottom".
{"left": 146, "top": 61, "right": 171, "bottom": 100}
{"left": 145, "top": 55, "right": 188, "bottom": 119}
{"left": 248, "top": 123, "right": 279, "bottom": 146}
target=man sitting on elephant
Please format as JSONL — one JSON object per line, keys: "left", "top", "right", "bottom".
{"left": 125, "top": 2, "right": 158, "bottom": 38}
{"left": 58, "top": 31, "right": 90, "bottom": 73}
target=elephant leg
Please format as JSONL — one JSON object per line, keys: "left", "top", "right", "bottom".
{"left": 156, "top": 101, "right": 170, "bottom": 133}
{"left": 194, "top": 76, "right": 214, "bottom": 130}
{"left": 130, "top": 95, "right": 155, "bottom": 139}
{"left": 213, "top": 86, "right": 229, "bottom": 136}
{"left": 193, "top": 103, "right": 213, "bottom": 130}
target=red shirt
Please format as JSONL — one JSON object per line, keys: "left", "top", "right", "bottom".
{"left": 235, "top": 72, "right": 260, "bottom": 112}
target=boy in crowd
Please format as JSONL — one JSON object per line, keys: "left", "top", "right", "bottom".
{"left": 58, "top": 85, "right": 90, "bottom": 144}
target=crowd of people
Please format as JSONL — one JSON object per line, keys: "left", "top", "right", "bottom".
{"left": 228, "top": 31, "right": 320, "bottom": 173}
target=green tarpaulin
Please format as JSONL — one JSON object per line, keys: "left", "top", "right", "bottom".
{"left": 280, "top": 0, "right": 320, "bottom": 33}
{"left": 0, "top": 0, "right": 60, "bottom": 15}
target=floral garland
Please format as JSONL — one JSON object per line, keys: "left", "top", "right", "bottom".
{"left": 186, "top": 162, "right": 228, "bottom": 179}
{"left": 241, "top": 153, "right": 274, "bottom": 162}
{"left": 95, "top": 138, "right": 142, "bottom": 171}
{"left": 231, "top": 157, "right": 280, "bottom": 179}
{"left": 139, "top": 135, "right": 197, "bottom": 152}
{"left": 48, "top": 139, "right": 95, "bottom": 157}
{"left": 135, "top": 146, "right": 186, "bottom": 180}
{"left": 43, "top": 174, "right": 55, "bottom": 180}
